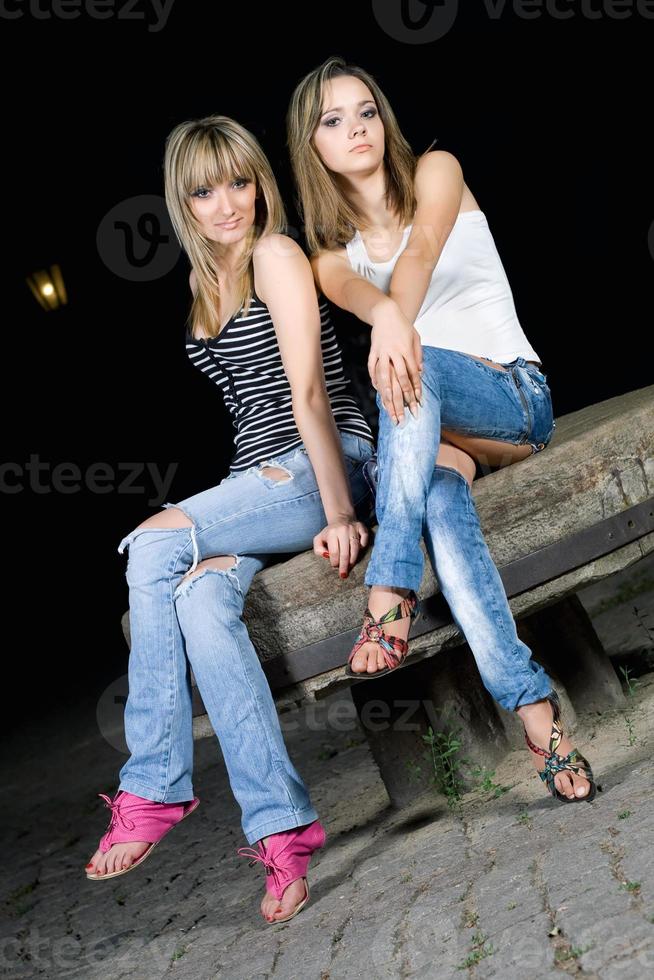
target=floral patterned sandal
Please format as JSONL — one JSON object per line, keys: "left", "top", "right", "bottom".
{"left": 345, "top": 590, "right": 419, "bottom": 679}
{"left": 522, "top": 692, "right": 597, "bottom": 804}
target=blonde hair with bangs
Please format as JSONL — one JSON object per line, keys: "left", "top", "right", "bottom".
{"left": 164, "top": 115, "right": 287, "bottom": 339}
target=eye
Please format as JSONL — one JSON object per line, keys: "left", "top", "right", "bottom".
{"left": 232, "top": 177, "right": 250, "bottom": 189}
{"left": 362, "top": 108, "right": 377, "bottom": 119}
{"left": 190, "top": 187, "right": 210, "bottom": 199}
{"left": 323, "top": 116, "right": 340, "bottom": 128}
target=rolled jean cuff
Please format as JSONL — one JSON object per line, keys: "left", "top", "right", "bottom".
{"left": 364, "top": 564, "right": 423, "bottom": 592}
{"left": 511, "top": 683, "right": 555, "bottom": 713}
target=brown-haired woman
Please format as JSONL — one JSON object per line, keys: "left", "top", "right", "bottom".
{"left": 286, "top": 59, "right": 595, "bottom": 806}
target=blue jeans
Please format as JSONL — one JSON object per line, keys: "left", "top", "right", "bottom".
{"left": 116, "top": 431, "right": 375, "bottom": 844}
{"left": 364, "top": 349, "right": 554, "bottom": 711}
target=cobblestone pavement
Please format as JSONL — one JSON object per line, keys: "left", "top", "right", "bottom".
{"left": 2, "top": 566, "right": 653, "bottom": 979}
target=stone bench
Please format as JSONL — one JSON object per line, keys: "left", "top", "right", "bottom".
{"left": 121, "top": 385, "right": 654, "bottom": 805}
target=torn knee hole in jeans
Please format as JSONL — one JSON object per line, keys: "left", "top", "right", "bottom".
{"left": 117, "top": 503, "right": 201, "bottom": 574}
{"left": 176, "top": 555, "right": 244, "bottom": 598}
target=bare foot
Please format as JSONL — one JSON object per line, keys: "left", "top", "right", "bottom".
{"left": 85, "top": 841, "right": 151, "bottom": 876}
{"left": 517, "top": 699, "right": 591, "bottom": 799}
{"left": 349, "top": 586, "right": 413, "bottom": 674}
{"left": 258, "top": 836, "right": 308, "bottom": 923}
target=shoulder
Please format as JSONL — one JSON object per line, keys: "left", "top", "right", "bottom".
{"left": 252, "top": 233, "right": 313, "bottom": 303}
{"left": 416, "top": 150, "right": 461, "bottom": 182}
{"left": 310, "top": 243, "right": 349, "bottom": 273}
{"left": 252, "top": 233, "right": 305, "bottom": 265}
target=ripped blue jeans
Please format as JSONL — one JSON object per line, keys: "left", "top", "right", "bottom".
{"left": 115, "top": 430, "right": 375, "bottom": 844}
{"left": 364, "top": 349, "right": 555, "bottom": 711}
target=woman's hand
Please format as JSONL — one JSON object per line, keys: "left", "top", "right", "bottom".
{"left": 369, "top": 302, "right": 424, "bottom": 424}
{"left": 314, "top": 516, "right": 370, "bottom": 579}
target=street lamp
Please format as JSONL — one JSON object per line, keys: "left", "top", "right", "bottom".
{"left": 26, "top": 264, "right": 68, "bottom": 311}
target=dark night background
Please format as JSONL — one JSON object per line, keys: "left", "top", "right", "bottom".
{"left": 3, "top": 2, "right": 651, "bottom": 734}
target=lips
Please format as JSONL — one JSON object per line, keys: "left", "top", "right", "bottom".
{"left": 351, "top": 144, "right": 372, "bottom": 153}
{"left": 216, "top": 218, "right": 241, "bottom": 228}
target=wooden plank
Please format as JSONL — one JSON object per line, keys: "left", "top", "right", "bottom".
{"left": 260, "top": 498, "right": 653, "bottom": 691}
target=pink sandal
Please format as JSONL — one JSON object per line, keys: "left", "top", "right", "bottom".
{"left": 237, "top": 820, "right": 327, "bottom": 923}
{"left": 85, "top": 790, "right": 200, "bottom": 880}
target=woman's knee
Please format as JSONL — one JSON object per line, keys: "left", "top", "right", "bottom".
{"left": 135, "top": 507, "right": 193, "bottom": 531}
{"left": 117, "top": 507, "right": 197, "bottom": 576}
{"left": 437, "top": 439, "right": 476, "bottom": 487}
{"left": 180, "top": 555, "right": 237, "bottom": 586}
{"left": 175, "top": 556, "right": 245, "bottom": 611}
{"left": 440, "top": 431, "right": 533, "bottom": 470}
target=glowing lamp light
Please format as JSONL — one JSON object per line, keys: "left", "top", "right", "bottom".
{"left": 26, "top": 264, "right": 68, "bottom": 311}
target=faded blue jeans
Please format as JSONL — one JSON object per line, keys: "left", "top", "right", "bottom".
{"left": 116, "top": 430, "right": 375, "bottom": 844}
{"left": 364, "top": 349, "right": 555, "bottom": 711}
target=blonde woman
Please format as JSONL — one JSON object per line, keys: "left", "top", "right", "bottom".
{"left": 84, "top": 116, "right": 377, "bottom": 923}
{"left": 287, "top": 59, "right": 596, "bottom": 806}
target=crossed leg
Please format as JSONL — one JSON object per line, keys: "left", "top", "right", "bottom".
{"left": 354, "top": 356, "right": 532, "bottom": 675}
{"left": 352, "top": 356, "right": 589, "bottom": 797}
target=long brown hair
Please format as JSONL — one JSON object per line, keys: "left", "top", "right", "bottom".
{"left": 164, "top": 115, "right": 287, "bottom": 339}
{"left": 286, "top": 57, "right": 418, "bottom": 255}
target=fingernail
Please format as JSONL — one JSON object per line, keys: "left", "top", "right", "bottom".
{"left": 340, "top": 572, "right": 348, "bottom": 579}
{"left": 322, "top": 552, "right": 329, "bottom": 558}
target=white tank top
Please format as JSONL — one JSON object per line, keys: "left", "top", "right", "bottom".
{"left": 345, "top": 209, "right": 541, "bottom": 365}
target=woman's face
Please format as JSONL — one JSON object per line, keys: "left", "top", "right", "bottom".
{"left": 312, "top": 74, "right": 385, "bottom": 177}
{"left": 188, "top": 175, "right": 257, "bottom": 246}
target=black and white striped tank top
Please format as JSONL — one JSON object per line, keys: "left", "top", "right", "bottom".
{"left": 185, "top": 290, "right": 374, "bottom": 473}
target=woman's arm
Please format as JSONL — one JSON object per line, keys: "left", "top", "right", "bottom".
{"left": 253, "top": 234, "right": 368, "bottom": 575}
{"left": 311, "top": 249, "right": 423, "bottom": 423}
{"left": 388, "top": 150, "right": 464, "bottom": 324}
